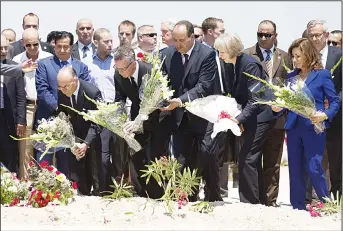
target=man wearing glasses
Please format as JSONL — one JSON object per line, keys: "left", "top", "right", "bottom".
{"left": 134, "top": 25, "right": 157, "bottom": 55}
{"left": 244, "top": 20, "right": 292, "bottom": 207}
{"left": 328, "top": 30, "right": 342, "bottom": 48}
{"left": 307, "top": 19, "right": 342, "bottom": 200}
{"left": 34, "top": 31, "right": 91, "bottom": 176}
{"left": 12, "top": 28, "right": 52, "bottom": 179}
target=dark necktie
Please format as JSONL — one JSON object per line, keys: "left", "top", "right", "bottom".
{"left": 61, "top": 61, "right": 69, "bottom": 67}
{"left": 72, "top": 94, "right": 77, "bottom": 108}
{"left": 265, "top": 49, "right": 273, "bottom": 80}
{"left": 183, "top": 54, "right": 189, "bottom": 72}
{"left": 82, "top": 46, "right": 89, "bottom": 59}
{"left": 130, "top": 76, "right": 137, "bottom": 89}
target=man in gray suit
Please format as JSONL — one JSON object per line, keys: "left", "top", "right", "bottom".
{"left": 1, "top": 59, "right": 37, "bottom": 76}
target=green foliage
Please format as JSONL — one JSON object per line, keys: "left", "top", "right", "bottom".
{"left": 102, "top": 175, "right": 134, "bottom": 200}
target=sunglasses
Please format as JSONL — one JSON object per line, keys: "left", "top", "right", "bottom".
{"left": 327, "top": 40, "right": 340, "bottom": 47}
{"left": 142, "top": 33, "right": 157, "bottom": 38}
{"left": 25, "top": 43, "right": 39, "bottom": 48}
{"left": 257, "top": 32, "right": 273, "bottom": 39}
{"left": 194, "top": 34, "right": 201, "bottom": 38}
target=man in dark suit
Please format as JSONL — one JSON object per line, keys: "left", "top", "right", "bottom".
{"left": 10, "top": 13, "right": 53, "bottom": 58}
{"left": 0, "top": 34, "right": 26, "bottom": 173}
{"left": 112, "top": 45, "right": 167, "bottom": 199}
{"left": 71, "top": 19, "right": 96, "bottom": 63}
{"left": 160, "top": 20, "right": 222, "bottom": 202}
{"left": 214, "top": 33, "right": 267, "bottom": 204}
{"left": 56, "top": 67, "right": 100, "bottom": 195}
{"left": 35, "top": 31, "right": 91, "bottom": 175}
{"left": 244, "top": 20, "right": 293, "bottom": 207}
{"left": 1, "top": 59, "right": 37, "bottom": 76}
{"left": 307, "top": 20, "right": 342, "bottom": 199}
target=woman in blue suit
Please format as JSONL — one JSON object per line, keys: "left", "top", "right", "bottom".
{"left": 273, "top": 38, "right": 340, "bottom": 210}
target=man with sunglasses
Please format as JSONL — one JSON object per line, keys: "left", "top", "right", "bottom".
{"left": 12, "top": 28, "right": 52, "bottom": 179}
{"left": 307, "top": 20, "right": 342, "bottom": 200}
{"left": 134, "top": 25, "right": 157, "bottom": 56}
{"left": 328, "top": 30, "right": 342, "bottom": 48}
{"left": 193, "top": 24, "right": 204, "bottom": 43}
{"left": 244, "top": 20, "right": 292, "bottom": 207}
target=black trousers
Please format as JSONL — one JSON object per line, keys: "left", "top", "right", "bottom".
{"left": 238, "top": 119, "right": 275, "bottom": 204}
{"left": 0, "top": 111, "right": 18, "bottom": 173}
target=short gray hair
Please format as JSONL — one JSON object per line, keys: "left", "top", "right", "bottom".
{"left": 161, "top": 19, "right": 178, "bottom": 31}
{"left": 112, "top": 45, "right": 136, "bottom": 63}
{"left": 214, "top": 33, "right": 244, "bottom": 58}
{"left": 307, "top": 20, "right": 328, "bottom": 32}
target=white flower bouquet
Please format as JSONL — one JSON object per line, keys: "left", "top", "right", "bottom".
{"left": 244, "top": 72, "right": 325, "bottom": 133}
{"left": 61, "top": 94, "right": 142, "bottom": 153}
{"left": 184, "top": 95, "right": 242, "bottom": 139}
{"left": 11, "top": 112, "right": 79, "bottom": 160}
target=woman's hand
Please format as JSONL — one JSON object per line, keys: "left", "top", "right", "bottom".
{"left": 310, "top": 112, "right": 328, "bottom": 123}
{"left": 271, "top": 105, "right": 283, "bottom": 112}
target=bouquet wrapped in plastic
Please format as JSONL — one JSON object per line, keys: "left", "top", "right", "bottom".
{"left": 11, "top": 112, "right": 79, "bottom": 161}
{"left": 130, "top": 47, "right": 174, "bottom": 133}
{"left": 184, "top": 95, "right": 242, "bottom": 139}
{"left": 61, "top": 93, "right": 142, "bottom": 153}
{"left": 244, "top": 72, "right": 325, "bottom": 133}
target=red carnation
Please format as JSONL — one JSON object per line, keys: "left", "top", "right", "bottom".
{"left": 40, "top": 161, "right": 49, "bottom": 168}
{"left": 9, "top": 197, "right": 19, "bottom": 207}
{"left": 28, "top": 161, "right": 34, "bottom": 167}
{"left": 137, "top": 52, "right": 144, "bottom": 59}
{"left": 72, "top": 181, "right": 78, "bottom": 189}
{"left": 219, "top": 111, "right": 231, "bottom": 119}
{"left": 46, "top": 166, "right": 54, "bottom": 172}
{"left": 55, "top": 171, "right": 61, "bottom": 175}
{"left": 54, "top": 192, "right": 61, "bottom": 199}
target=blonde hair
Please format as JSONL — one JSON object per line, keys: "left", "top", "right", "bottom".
{"left": 214, "top": 33, "right": 244, "bottom": 58}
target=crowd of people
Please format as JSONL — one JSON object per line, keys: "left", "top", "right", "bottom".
{"left": 0, "top": 13, "right": 342, "bottom": 211}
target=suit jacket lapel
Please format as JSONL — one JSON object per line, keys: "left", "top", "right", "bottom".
{"left": 71, "top": 42, "right": 81, "bottom": 60}
{"left": 254, "top": 44, "right": 268, "bottom": 72}
{"left": 325, "top": 46, "right": 335, "bottom": 70}
{"left": 76, "top": 82, "right": 84, "bottom": 112}
{"left": 305, "top": 70, "right": 318, "bottom": 86}
{"left": 51, "top": 56, "right": 62, "bottom": 73}
{"left": 183, "top": 41, "right": 200, "bottom": 86}
{"left": 272, "top": 48, "right": 282, "bottom": 78}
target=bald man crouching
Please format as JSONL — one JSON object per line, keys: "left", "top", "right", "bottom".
{"left": 57, "top": 66, "right": 101, "bottom": 195}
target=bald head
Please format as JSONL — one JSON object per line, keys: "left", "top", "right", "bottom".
{"left": 2, "top": 29, "right": 16, "bottom": 43}
{"left": 76, "top": 18, "right": 94, "bottom": 46}
{"left": 1, "top": 34, "right": 7, "bottom": 44}
{"left": 22, "top": 28, "right": 39, "bottom": 40}
{"left": 57, "top": 67, "right": 78, "bottom": 97}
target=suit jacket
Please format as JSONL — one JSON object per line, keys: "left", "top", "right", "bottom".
{"left": 71, "top": 41, "right": 96, "bottom": 60}
{"left": 35, "top": 55, "right": 92, "bottom": 128}
{"left": 1, "top": 59, "right": 26, "bottom": 135}
{"left": 160, "top": 41, "right": 219, "bottom": 133}
{"left": 244, "top": 43, "right": 293, "bottom": 127}
{"left": 10, "top": 40, "right": 53, "bottom": 59}
{"left": 284, "top": 69, "right": 340, "bottom": 130}
{"left": 1, "top": 63, "right": 22, "bottom": 76}
{"left": 220, "top": 53, "right": 264, "bottom": 126}
{"left": 6, "top": 45, "right": 14, "bottom": 60}
{"left": 325, "top": 46, "right": 342, "bottom": 128}
{"left": 114, "top": 61, "right": 152, "bottom": 121}
{"left": 58, "top": 79, "right": 101, "bottom": 145}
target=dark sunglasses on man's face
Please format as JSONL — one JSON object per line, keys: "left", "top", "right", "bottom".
{"left": 194, "top": 34, "right": 200, "bottom": 38}
{"left": 142, "top": 33, "right": 157, "bottom": 38}
{"left": 257, "top": 32, "right": 273, "bottom": 39}
{"left": 25, "top": 43, "right": 39, "bottom": 48}
{"left": 327, "top": 40, "right": 340, "bottom": 47}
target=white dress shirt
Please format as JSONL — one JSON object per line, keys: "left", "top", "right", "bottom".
{"left": 0, "top": 74, "right": 3, "bottom": 108}
{"left": 12, "top": 50, "right": 53, "bottom": 100}
{"left": 131, "top": 61, "right": 139, "bottom": 84}
{"left": 78, "top": 41, "right": 93, "bottom": 65}
{"left": 71, "top": 80, "right": 80, "bottom": 107}
{"left": 320, "top": 45, "right": 329, "bottom": 68}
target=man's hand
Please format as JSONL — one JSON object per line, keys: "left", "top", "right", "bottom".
{"left": 324, "top": 99, "right": 329, "bottom": 110}
{"left": 230, "top": 117, "right": 244, "bottom": 133}
{"left": 310, "top": 112, "right": 328, "bottom": 124}
{"left": 16, "top": 124, "right": 26, "bottom": 137}
{"left": 160, "top": 98, "right": 182, "bottom": 111}
{"left": 74, "top": 143, "right": 88, "bottom": 160}
{"left": 21, "top": 59, "right": 38, "bottom": 73}
{"left": 123, "top": 121, "right": 137, "bottom": 134}
{"left": 272, "top": 105, "right": 283, "bottom": 112}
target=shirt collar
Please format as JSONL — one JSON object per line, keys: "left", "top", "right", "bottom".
{"left": 59, "top": 57, "right": 72, "bottom": 65}
{"left": 132, "top": 61, "right": 139, "bottom": 82}
{"left": 259, "top": 45, "right": 275, "bottom": 55}
{"left": 93, "top": 53, "right": 113, "bottom": 62}
{"left": 78, "top": 41, "right": 93, "bottom": 51}
{"left": 320, "top": 44, "right": 328, "bottom": 56}
{"left": 73, "top": 80, "right": 80, "bottom": 97}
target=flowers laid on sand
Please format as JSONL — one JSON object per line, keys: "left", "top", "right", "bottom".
{"left": 1, "top": 160, "right": 77, "bottom": 208}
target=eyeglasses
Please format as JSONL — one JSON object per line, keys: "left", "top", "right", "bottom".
{"left": 327, "top": 40, "right": 340, "bottom": 47}
{"left": 25, "top": 43, "right": 39, "bottom": 48}
{"left": 142, "top": 33, "right": 157, "bottom": 38}
{"left": 58, "top": 81, "right": 74, "bottom": 90}
{"left": 257, "top": 32, "right": 274, "bottom": 39}
{"left": 308, "top": 32, "right": 324, "bottom": 39}
{"left": 114, "top": 60, "right": 134, "bottom": 72}
{"left": 194, "top": 34, "right": 201, "bottom": 39}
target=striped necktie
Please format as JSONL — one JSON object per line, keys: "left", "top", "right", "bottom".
{"left": 265, "top": 49, "right": 273, "bottom": 81}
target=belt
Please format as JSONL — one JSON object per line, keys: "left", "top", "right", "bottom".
{"left": 27, "top": 99, "right": 38, "bottom": 105}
